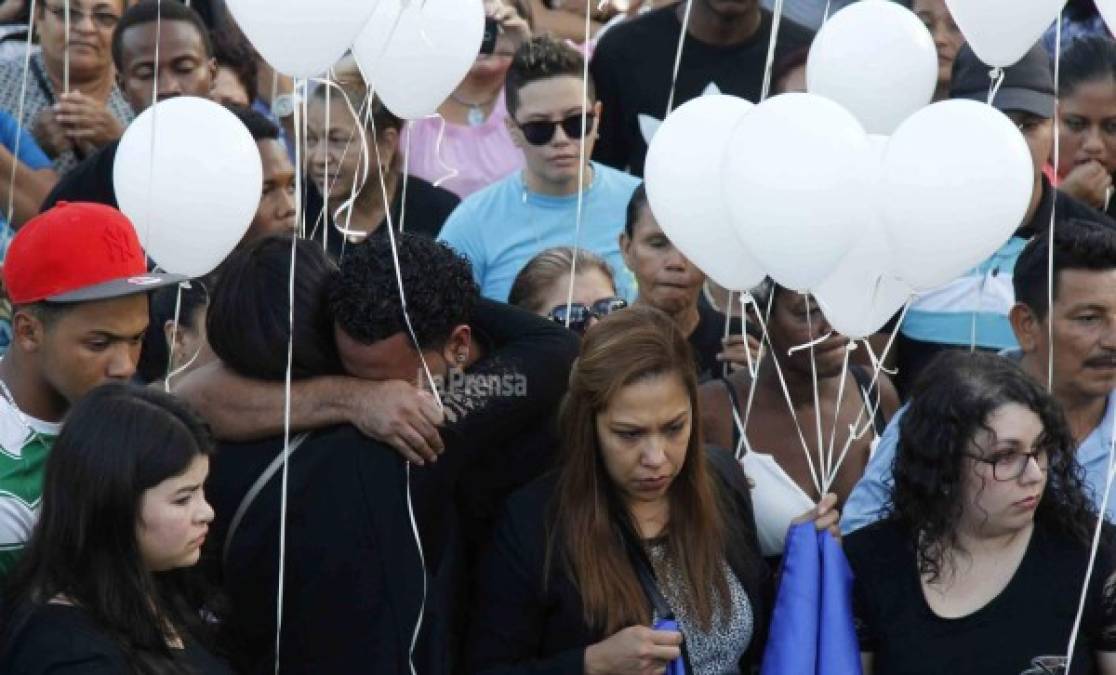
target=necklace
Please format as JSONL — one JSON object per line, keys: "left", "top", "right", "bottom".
{"left": 449, "top": 91, "right": 498, "bottom": 127}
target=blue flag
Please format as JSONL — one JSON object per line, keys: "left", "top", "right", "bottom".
{"left": 761, "top": 522, "right": 861, "bottom": 675}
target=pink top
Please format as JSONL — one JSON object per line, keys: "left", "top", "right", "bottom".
{"left": 403, "top": 89, "right": 525, "bottom": 199}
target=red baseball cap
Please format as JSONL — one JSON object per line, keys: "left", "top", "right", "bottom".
{"left": 3, "top": 202, "right": 184, "bottom": 305}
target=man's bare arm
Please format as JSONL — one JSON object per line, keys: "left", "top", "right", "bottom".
{"left": 173, "top": 360, "right": 445, "bottom": 463}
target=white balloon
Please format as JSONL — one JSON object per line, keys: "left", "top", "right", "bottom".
{"left": 880, "top": 99, "right": 1033, "bottom": 291}
{"left": 807, "top": 0, "right": 937, "bottom": 134}
{"left": 814, "top": 221, "right": 913, "bottom": 340}
{"left": 724, "top": 93, "right": 867, "bottom": 292}
{"left": 114, "top": 97, "right": 262, "bottom": 278}
{"left": 354, "top": 0, "right": 485, "bottom": 120}
{"left": 644, "top": 95, "right": 765, "bottom": 292}
{"left": 944, "top": 0, "right": 1065, "bottom": 67}
{"left": 1098, "top": 0, "right": 1116, "bottom": 38}
{"left": 226, "top": 0, "right": 380, "bottom": 78}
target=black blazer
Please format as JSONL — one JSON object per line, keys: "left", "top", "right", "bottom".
{"left": 467, "top": 446, "right": 771, "bottom": 675}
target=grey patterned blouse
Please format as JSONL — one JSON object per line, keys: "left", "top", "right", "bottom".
{"left": 646, "top": 538, "right": 754, "bottom": 675}
{"left": 0, "top": 51, "right": 134, "bottom": 174}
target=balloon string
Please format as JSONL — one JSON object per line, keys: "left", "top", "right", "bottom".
{"left": 563, "top": 0, "right": 594, "bottom": 329}
{"left": 63, "top": 0, "right": 70, "bottom": 93}
{"left": 741, "top": 289, "right": 775, "bottom": 434}
{"left": 424, "top": 113, "right": 460, "bottom": 189}
{"left": 826, "top": 297, "right": 912, "bottom": 487}
{"left": 274, "top": 79, "right": 306, "bottom": 675}
{"left": 986, "top": 66, "right": 1006, "bottom": 106}
{"left": 163, "top": 280, "right": 211, "bottom": 389}
{"left": 787, "top": 330, "right": 835, "bottom": 355}
{"left": 143, "top": 2, "right": 163, "bottom": 255}
{"left": 823, "top": 343, "right": 853, "bottom": 490}
{"left": 366, "top": 106, "right": 432, "bottom": 675}
{"left": 759, "top": 0, "right": 785, "bottom": 101}
{"left": 5, "top": 0, "right": 36, "bottom": 229}
{"left": 1048, "top": 11, "right": 1063, "bottom": 393}
{"left": 803, "top": 294, "right": 828, "bottom": 490}
{"left": 664, "top": 0, "right": 693, "bottom": 117}
{"left": 163, "top": 282, "right": 184, "bottom": 393}
{"left": 400, "top": 130, "right": 411, "bottom": 234}
{"left": 745, "top": 289, "right": 824, "bottom": 497}
{"left": 823, "top": 0, "right": 833, "bottom": 24}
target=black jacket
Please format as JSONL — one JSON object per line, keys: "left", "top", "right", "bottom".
{"left": 205, "top": 425, "right": 426, "bottom": 675}
{"left": 467, "top": 447, "right": 771, "bottom": 675}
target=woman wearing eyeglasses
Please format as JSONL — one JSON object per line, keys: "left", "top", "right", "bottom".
{"left": 469, "top": 305, "right": 840, "bottom": 675}
{"left": 0, "top": 0, "right": 133, "bottom": 173}
{"left": 304, "top": 66, "right": 460, "bottom": 261}
{"left": 845, "top": 351, "right": 1116, "bottom": 675}
{"left": 508, "top": 246, "right": 627, "bottom": 334}
{"left": 621, "top": 185, "right": 753, "bottom": 383}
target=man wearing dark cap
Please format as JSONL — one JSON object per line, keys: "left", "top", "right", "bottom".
{"left": 894, "top": 41, "right": 1116, "bottom": 395}
{"left": 0, "top": 201, "right": 181, "bottom": 579}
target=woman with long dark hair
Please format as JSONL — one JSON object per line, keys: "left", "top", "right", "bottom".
{"left": 0, "top": 383, "right": 230, "bottom": 674}
{"left": 1054, "top": 35, "right": 1116, "bottom": 220}
{"left": 469, "top": 305, "right": 837, "bottom": 674}
{"left": 846, "top": 351, "right": 1116, "bottom": 675}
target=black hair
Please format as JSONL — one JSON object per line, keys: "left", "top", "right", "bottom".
{"left": 505, "top": 35, "right": 595, "bottom": 119}
{"left": 329, "top": 234, "right": 478, "bottom": 351}
{"left": 3, "top": 383, "right": 216, "bottom": 675}
{"left": 1058, "top": 35, "right": 1116, "bottom": 98}
{"left": 135, "top": 277, "right": 211, "bottom": 384}
{"left": 890, "top": 351, "right": 1096, "bottom": 583}
{"left": 211, "top": 23, "right": 260, "bottom": 103}
{"left": 206, "top": 235, "right": 342, "bottom": 380}
{"left": 1013, "top": 218, "right": 1116, "bottom": 320}
{"left": 12, "top": 301, "right": 74, "bottom": 328}
{"left": 226, "top": 104, "right": 280, "bottom": 142}
{"left": 623, "top": 184, "right": 649, "bottom": 238}
{"left": 112, "top": 0, "right": 214, "bottom": 72}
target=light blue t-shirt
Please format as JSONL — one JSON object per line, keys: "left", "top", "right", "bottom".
{"left": 842, "top": 364, "right": 1116, "bottom": 535}
{"left": 438, "top": 162, "right": 640, "bottom": 304}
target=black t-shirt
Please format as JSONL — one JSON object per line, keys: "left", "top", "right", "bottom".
{"left": 305, "top": 175, "right": 460, "bottom": 262}
{"left": 590, "top": 6, "right": 814, "bottom": 176}
{"left": 845, "top": 519, "right": 1116, "bottom": 675}
{"left": 690, "top": 295, "right": 742, "bottom": 383}
{"left": 40, "top": 140, "right": 119, "bottom": 210}
{"left": 0, "top": 603, "right": 232, "bottom": 674}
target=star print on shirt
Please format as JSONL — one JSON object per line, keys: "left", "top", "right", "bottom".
{"left": 637, "top": 82, "right": 723, "bottom": 145}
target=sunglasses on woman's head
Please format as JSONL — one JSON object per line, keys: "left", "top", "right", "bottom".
{"left": 548, "top": 297, "right": 627, "bottom": 334}
{"left": 515, "top": 113, "right": 596, "bottom": 146}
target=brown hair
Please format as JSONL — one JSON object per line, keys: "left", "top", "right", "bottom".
{"left": 547, "top": 305, "right": 730, "bottom": 634}
{"left": 505, "top": 34, "right": 595, "bottom": 118}
{"left": 507, "top": 246, "right": 616, "bottom": 312}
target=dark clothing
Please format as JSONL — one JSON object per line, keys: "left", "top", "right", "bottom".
{"left": 206, "top": 426, "right": 428, "bottom": 675}
{"left": 41, "top": 140, "right": 119, "bottom": 211}
{"left": 845, "top": 519, "right": 1116, "bottom": 675}
{"left": 467, "top": 447, "right": 771, "bottom": 675}
{"left": 689, "top": 296, "right": 742, "bottom": 384}
{"left": 305, "top": 176, "right": 460, "bottom": 262}
{"left": 0, "top": 603, "right": 232, "bottom": 674}
{"left": 590, "top": 6, "right": 813, "bottom": 176}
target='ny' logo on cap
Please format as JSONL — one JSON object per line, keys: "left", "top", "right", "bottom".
{"left": 100, "top": 223, "right": 136, "bottom": 264}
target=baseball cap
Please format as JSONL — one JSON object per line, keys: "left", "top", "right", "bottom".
{"left": 3, "top": 202, "right": 185, "bottom": 305}
{"left": 949, "top": 42, "right": 1055, "bottom": 118}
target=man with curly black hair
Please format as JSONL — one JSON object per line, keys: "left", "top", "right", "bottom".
{"left": 439, "top": 34, "right": 640, "bottom": 305}
{"left": 844, "top": 218, "right": 1116, "bottom": 534}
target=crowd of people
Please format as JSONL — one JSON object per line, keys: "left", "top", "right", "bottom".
{"left": 0, "top": 0, "right": 1114, "bottom": 673}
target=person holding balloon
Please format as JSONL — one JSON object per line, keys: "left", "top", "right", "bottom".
{"left": 699, "top": 281, "right": 900, "bottom": 558}
{"left": 0, "top": 0, "right": 134, "bottom": 174}
{"left": 469, "top": 304, "right": 841, "bottom": 675}
{"left": 304, "top": 65, "right": 460, "bottom": 260}
{"left": 845, "top": 350, "right": 1116, "bottom": 675}
{"left": 42, "top": 0, "right": 218, "bottom": 210}
{"left": 1054, "top": 35, "right": 1116, "bottom": 220}
{"left": 405, "top": 0, "right": 533, "bottom": 199}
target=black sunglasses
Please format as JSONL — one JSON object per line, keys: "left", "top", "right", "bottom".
{"left": 516, "top": 113, "right": 596, "bottom": 146}
{"left": 548, "top": 297, "right": 627, "bottom": 334}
